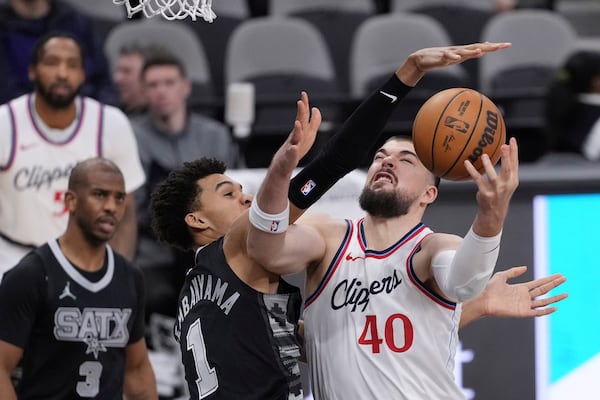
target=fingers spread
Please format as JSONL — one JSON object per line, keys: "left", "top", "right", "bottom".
{"left": 503, "top": 265, "right": 528, "bottom": 280}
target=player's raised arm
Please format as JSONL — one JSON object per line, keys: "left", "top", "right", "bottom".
{"left": 288, "top": 42, "right": 512, "bottom": 222}
{"left": 246, "top": 101, "right": 327, "bottom": 275}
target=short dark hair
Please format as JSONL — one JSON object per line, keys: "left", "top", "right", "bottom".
{"left": 30, "top": 31, "right": 85, "bottom": 67}
{"left": 68, "top": 158, "right": 122, "bottom": 192}
{"left": 150, "top": 158, "right": 227, "bottom": 251}
{"left": 118, "top": 42, "right": 168, "bottom": 61}
{"left": 142, "top": 49, "right": 187, "bottom": 78}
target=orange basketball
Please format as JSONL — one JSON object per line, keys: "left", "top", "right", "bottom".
{"left": 412, "top": 88, "right": 506, "bottom": 181}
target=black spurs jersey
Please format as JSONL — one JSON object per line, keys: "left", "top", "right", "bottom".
{"left": 174, "top": 238, "right": 303, "bottom": 400}
{"left": 0, "top": 239, "right": 146, "bottom": 399}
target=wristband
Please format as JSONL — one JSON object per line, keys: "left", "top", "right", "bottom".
{"left": 249, "top": 200, "right": 289, "bottom": 233}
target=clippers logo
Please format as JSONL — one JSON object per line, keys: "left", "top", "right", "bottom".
{"left": 271, "top": 220, "right": 281, "bottom": 232}
{"left": 300, "top": 179, "right": 316, "bottom": 196}
{"left": 444, "top": 116, "right": 469, "bottom": 134}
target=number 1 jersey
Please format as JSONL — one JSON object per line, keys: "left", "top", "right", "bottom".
{"left": 174, "top": 238, "right": 303, "bottom": 400}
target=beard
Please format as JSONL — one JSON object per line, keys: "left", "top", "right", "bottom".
{"left": 358, "top": 186, "right": 415, "bottom": 218}
{"left": 34, "top": 78, "right": 80, "bottom": 109}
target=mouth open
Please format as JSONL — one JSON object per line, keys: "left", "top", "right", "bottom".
{"left": 373, "top": 171, "right": 395, "bottom": 185}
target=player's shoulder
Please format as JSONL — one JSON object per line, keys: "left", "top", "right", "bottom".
{"left": 0, "top": 94, "right": 28, "bottom": 114}
{"left": 1, "top": 247, "right": 48, "bottom": 285}
{"left": 420, "top": 231, "right": 463, "bottom": 253}
{"left": 83, "top": 96, "right": 130, "bottom": 123}
{"left": 298, "top": 212, "right": 341, "bottom": 226}
{"left": 0, "top": 102, "right": 10, "bottom": 125}
{"left": 112, "top": 249, "right": 139, "bottom": 271}
{"left": 300, "top": 212, "right": 348, "bottom": 237}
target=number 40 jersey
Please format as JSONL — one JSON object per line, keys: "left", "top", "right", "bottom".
{"left": 303, "top": 220, "right": 465, "bottom": 400}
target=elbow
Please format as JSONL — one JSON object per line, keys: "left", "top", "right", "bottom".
{"left": 246, "top": 233, "right": 282, "bottom": 270}
{"left": 442, "top": 267, "right": 495, "bottom": 302}
{"left": 451, "top": 278, "right": 489, "bottom": 302}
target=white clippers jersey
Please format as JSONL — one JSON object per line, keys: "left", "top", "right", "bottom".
{"left": 303, "top": 219, "right": 465, "bottom": 400}
{"left": 0, "top": 94, "right": 145, "bottom": 273}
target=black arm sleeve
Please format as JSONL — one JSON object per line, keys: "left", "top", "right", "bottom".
{"left": 289, "top": 74, "right": 412, "bottom": 209}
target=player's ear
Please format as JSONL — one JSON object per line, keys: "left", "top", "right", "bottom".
{"left": 63, "top": 190, "right": 77, "bottom": 212}
{"left": 185, "top": 212, "right": 207, "bottom": 229}
{"left": 423, "top": 184, "right": 438, "bottom": 205}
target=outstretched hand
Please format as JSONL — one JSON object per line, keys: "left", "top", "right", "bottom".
{"left": 271, "top": 91, "right": 322, "bottom": 175}
{"left": 398, "top": 42, "right": 512, "bottom": 86}
{"left": 479, "top": 266, "right": 568, "bottom": 318}
{"left": 465, "top": 137, "right": 520, "bottom": 236}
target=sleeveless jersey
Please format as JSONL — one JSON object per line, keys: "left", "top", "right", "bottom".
{"left": 0, "top": 94, "right": 145, "bottom": 273}
{"left": 303, "top": 220, "right": 465, "bottom": 400}
{"left": 174, "top": 238, "right": 303, "bottom": 400}
{"left": 0, "top": 239, "right": 145, "bottom": 399}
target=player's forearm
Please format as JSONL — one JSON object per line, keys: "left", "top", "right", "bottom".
{"left": 0, "top": 372, "right": 17, "bottom": 400}
{"left": 395, "top": 55, "right": 426, "bottom": 87}
{"left": 123, "top": 362, "right": 158, "bottom": 400}
{"left": 459, "top": 297, "right": 488, "bottom": 329}
{"left": 471, "top": 207, "right": 507, "bottom": 237}
{"left": 432, "top": 228, "right": 501, "bottom": 302}
{"left": 256, "top": 160, "right": 294, "bottom": 216}
{"left": 288, "top": 75, "right": 411, "bottom": 212}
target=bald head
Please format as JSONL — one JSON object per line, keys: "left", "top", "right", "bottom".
{"left": 68, "top": 158, "right": 123, "bottom": 192}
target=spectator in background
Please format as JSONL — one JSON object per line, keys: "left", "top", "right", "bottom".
{"left": 0, "top": 0, "right": 116, "bottom": 105}
{"left": 544, "top": 50, "right": 600, "bottom": 161}
{"left": 130, "top": 50, "right": 234, "bottom": 398}
{"left": 113, "top": 43, "right": 159, "bottom": 117}
{"left": 0, "top": 31, "right": 145, "bottom": 279}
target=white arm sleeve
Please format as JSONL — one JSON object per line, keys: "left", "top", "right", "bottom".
{"left": 432, "top": 227, "right": 501, "bottom": 302}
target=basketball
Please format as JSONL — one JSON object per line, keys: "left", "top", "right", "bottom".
{"left": 412, "top": 88, "right": 506, "bottom": 181}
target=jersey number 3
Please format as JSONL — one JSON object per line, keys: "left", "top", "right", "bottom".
{"left": 77, "top": 361, "right": 102, "bottom": 397}
{"left": 187, "top": 319, "right": 219, "bottom": 398}
{"left": 358, "top": 314, "right": 414, "bottom": 353}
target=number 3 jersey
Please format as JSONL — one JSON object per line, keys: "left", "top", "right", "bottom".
{"left": 303, "top": 220, "right": 465, "bottom": 400}
{"left": 174, "top": 237, "right": 303, "bottom": 400}
{"left": 0, "top": 239, "right": 146, "bottom": 399}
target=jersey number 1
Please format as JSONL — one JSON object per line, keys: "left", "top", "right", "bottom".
{"left": 186, "top": 319, "right": 219, "bottom": 398}
{"left": 358, "top": 314, "right": 414, "bottom": 353}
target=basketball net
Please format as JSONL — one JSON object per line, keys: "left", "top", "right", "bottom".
{"left": 113, "top": 0, "right": 216, "bottom": 22}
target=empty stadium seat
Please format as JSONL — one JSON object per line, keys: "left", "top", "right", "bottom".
{"left": 225, "top": 16, "right": 343, "bottom": 167}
